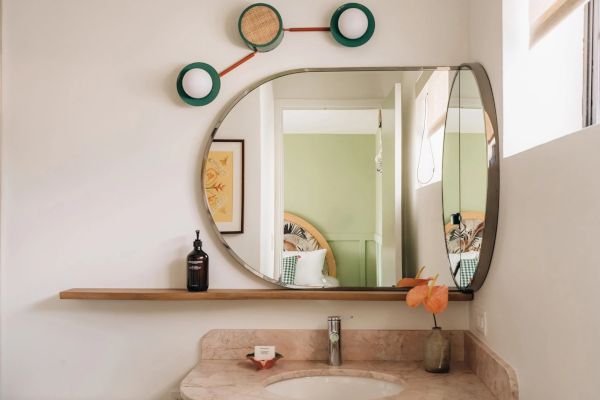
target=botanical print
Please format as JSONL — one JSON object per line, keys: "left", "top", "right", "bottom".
{"left": 205, "top": 151, "right": 234, "bottom": 222}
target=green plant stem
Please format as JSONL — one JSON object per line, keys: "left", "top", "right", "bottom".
{"left": 433, "top": 313, "right": 438, "bottom": 328}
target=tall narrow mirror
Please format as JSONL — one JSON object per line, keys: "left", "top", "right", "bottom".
{"left": 442, "top": 66, "right": 499, "bottom": 290}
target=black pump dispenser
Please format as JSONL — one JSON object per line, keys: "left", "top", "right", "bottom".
{"left": 193, "top": 230, "right": 202, "bottom": 249}
{"left": 187, "top": 230, "right": 209, "bottom": 292}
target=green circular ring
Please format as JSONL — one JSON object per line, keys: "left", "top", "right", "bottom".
{"left": 238, "top": 3, "right": 284, "bottom": 52}
{"left": 176, "top": 62, "right": 221, "bottom": 106}
{"left": 330, "top": 3, "right": 375, "bottom": 47}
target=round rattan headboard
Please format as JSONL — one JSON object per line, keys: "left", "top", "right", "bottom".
{"left": 283, "top": 212, "right": 337, "bottom": 277}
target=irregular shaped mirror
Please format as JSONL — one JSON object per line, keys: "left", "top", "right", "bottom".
{"left": 202, "top": 66, "right": 498, "bottom": 290}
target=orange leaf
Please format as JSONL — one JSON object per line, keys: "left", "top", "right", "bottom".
{"left": 406, "top": 285, "right": 428, "bottom": 307}
{"left": 396, "top": 277, "right": 431, "bottom": 288}
{"left": 424, "top": 286, "right": 449, "bottom": 314}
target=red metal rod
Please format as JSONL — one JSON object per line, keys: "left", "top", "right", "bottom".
{"left": 284, "top": 27, "right": 331, "bottom": 32}
{"left": 219, "top": 51, "right": 257, "bottom": 77}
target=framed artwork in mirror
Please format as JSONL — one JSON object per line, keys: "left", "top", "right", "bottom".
{"left": 204, "top": 139, "right": 245, "bottom": 234}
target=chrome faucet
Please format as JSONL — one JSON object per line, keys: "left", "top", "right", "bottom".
{"left": 328, "top": 316, "right": 342, "bottom": 366}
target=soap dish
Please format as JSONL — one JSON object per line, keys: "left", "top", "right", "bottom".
{"left": 246, "top": 352, "right": 284, "bottom": 370}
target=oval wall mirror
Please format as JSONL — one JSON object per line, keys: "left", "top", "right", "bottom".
{"left": 442, "top": 65, "right": 499, "bottom": 291}
{"left": 202, "top": 65, "right": 498, "bottom": 291}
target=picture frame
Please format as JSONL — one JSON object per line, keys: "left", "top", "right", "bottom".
{"left": 204, "top": 139, "right": 245, "bottom": 234}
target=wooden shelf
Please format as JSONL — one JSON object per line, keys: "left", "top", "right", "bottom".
{"left": 59, "top": 288, "right": 474, "bottom": 301}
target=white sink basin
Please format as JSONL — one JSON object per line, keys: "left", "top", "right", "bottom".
{"left": 265, "top": 375, "right": 404, "bottom": 400}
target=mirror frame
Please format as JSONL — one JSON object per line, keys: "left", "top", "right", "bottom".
{"left": 442, "top": 63, "right": 499, "bottom": 292}
{"left": 201, "top": 65, "right": 498, "bottom": 291}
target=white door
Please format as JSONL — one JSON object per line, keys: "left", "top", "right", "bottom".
{"left": 377, "top": 84, "right": 402, "bottom": 286}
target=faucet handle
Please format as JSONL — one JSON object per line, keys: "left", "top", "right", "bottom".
{"left": 329, "top": 331, "right": 340, "bottom": 343}
{"left": 328, "top": 316, "right": 341, "bottom": 335}
{"left": 328, "top": 315, "right": 353, "bottom": 321}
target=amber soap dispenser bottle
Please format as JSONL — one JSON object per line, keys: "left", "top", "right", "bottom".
{"left": 187, "top": 230, "right": 209, "bottom": 292}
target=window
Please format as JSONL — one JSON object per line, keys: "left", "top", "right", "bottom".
{"left": 503, "top": 0, "right": 585, "bottom": 157}
{"left": 531, "top": 0, "right": 589, "bottom": 44}
{"left": 529, "top": 0, "right": 598, "bottom": 126}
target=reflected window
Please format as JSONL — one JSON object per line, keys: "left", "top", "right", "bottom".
{"left": 415, "top": 71, "right": 449, "bottom": 187}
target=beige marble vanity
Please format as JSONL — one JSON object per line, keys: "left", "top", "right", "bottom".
{"left": 180, "top": 330, "right": 518, "bottom": 400}
{"left": 181, "top": 359, "right": 495, "bottom": 399}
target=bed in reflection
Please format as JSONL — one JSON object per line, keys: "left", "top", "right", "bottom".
{"left": 445, "top": 211, "right": 485, "bottom": 287}
{"left": 279, "top": 212, "right": 340, "bottom": 288}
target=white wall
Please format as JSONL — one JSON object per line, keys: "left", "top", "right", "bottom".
{"left": 469, "top": 0, "right": 600, "bottom": 399}
{"left": 259, "top": 83, "right": 276, "bottom": 278}
{"left": 273, "top": 71, "right": 412, "bottom": 100}
{"left": 471, "top": 126, "right": 600, "bottom": 400}
{"left": 212, "top": 89, "right": 262, "bottom": 268}
{"left": 413, "top": 182, "right": 455, "bottom": 285}
{"left": 380, "top": 86, "right": 399, "bottom": 286}
{"left": 0, "top": 0, "right": 473, "bottom": 399}
{"left": 404, "top": 72, "right": 456, "bottom": 286}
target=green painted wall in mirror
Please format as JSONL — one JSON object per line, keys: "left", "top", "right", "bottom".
{"left": 442, "top": 133, "right": 488, "bottom": 222}
{"left": 284, "top": 134, "right": 378, "bottom": 286}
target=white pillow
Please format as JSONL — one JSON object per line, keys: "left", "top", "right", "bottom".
{"left": 461, "top": 251, "right": 480, "bottom": 260}
{"left": 322, "top": 276, "right": 340, "bottom": 288}
{"left": 449, "top": 253, "right": 461, "bottom": 271}
{"left": 284, "top": 249, "right": 327, "bottom": 286}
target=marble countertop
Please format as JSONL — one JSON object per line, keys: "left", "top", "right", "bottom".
{"left": 180, "top": 360, "right": 496, "bottom": 400}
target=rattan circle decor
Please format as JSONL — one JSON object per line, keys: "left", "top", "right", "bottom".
{"left": 176, "top": 3, "right": 375, "bottom": 106}
{"left": 238, "top": 3, "right": 284, "bottom": 52}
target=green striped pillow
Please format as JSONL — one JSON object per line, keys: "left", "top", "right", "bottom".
{"left": 280, "top": 255, "right": 300, "bottom": 285}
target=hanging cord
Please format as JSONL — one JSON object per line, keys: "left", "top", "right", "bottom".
{"left": 416, "top": 92, "right": 435, "bottom": 185}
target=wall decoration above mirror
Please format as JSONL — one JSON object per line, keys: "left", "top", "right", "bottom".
{"left": 239, "top": 3, "right": 284, "bottom": 52}
{"left": 330, "top": 3, "right": 375, "bottom": 47}
{"left": 175, "top": 3, "right": 375, "bottom": 106}
{"left": 201, "top": 65, "right": 498, "bottom": 292}
{"left": 177, "top": 62, "right": 222, "bottom": 106}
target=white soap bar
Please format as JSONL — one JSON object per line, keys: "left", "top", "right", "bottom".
{"left": 254, "top": 346, "right": 276, "bottom": 361}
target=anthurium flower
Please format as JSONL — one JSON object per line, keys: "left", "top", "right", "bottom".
{"left": 423, "top": 285, "right": 448, "bottom": 314}
{"left": 397, "top": 266, "right": 431, "bottom": 288}
{"left": 406, "top": 284, "right": 429, "bottom": 307}
{"left": 404, "top": 271, "right": 449, "bottom": 316}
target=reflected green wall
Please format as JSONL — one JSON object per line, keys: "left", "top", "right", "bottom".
{"left": 442, "top": 132, "right": 488, "bottom": 221}
{"left": 284, "top": 134, "right": 377, "bottom": 286}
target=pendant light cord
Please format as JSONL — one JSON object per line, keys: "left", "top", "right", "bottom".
{"left": 417, "top": 92, "right": 435, "bottom": 185}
